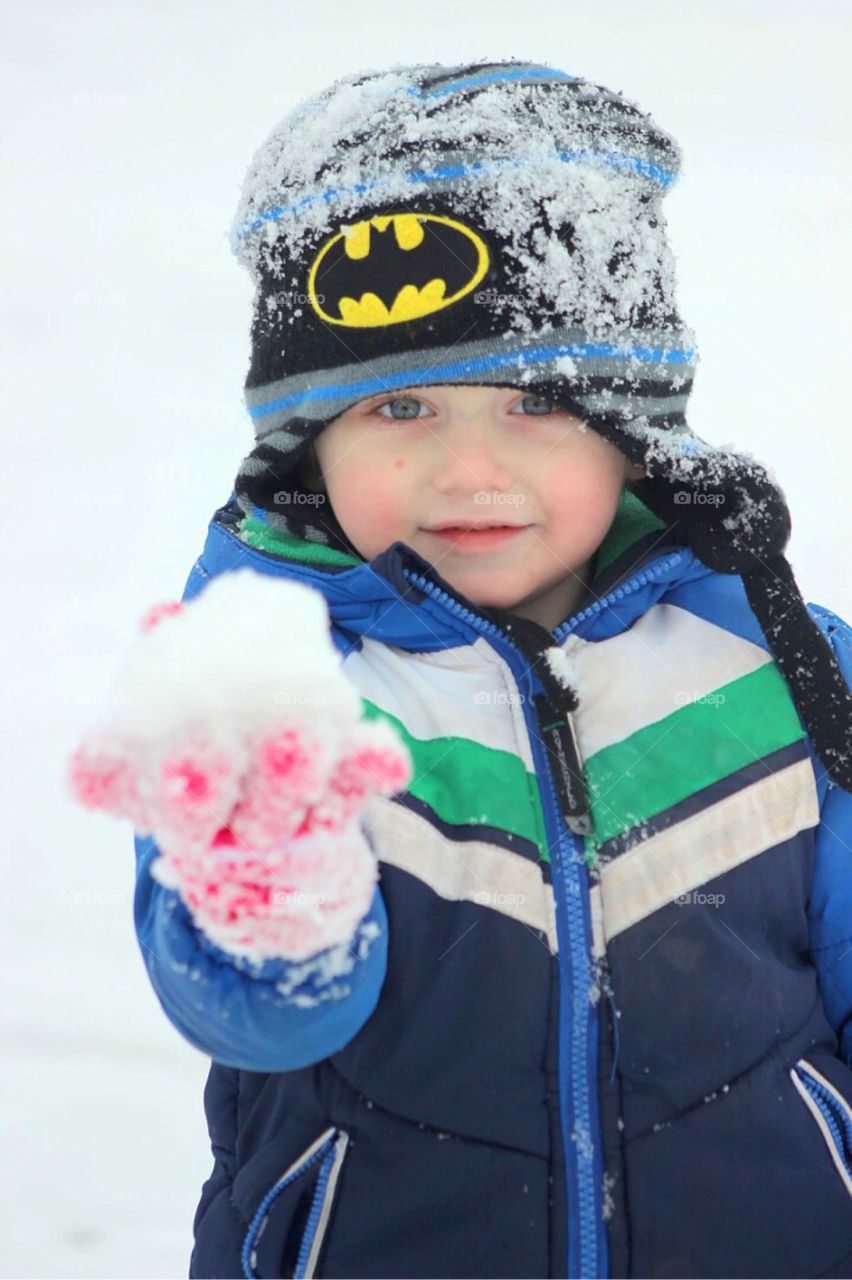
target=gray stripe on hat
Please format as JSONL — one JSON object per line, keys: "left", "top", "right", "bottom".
{"left": 403, "top": 136, "right": 677, "bottom": 182}
{"left": 416, "top": 63, "right": 580, "bottom": 96}
{"left": 236, "top": 136, "right": 677, "bottom": 247}
{"left": 411, "top": 65, "right": 676, "bottom": 132}
{"left": 244, "top": 325, "right": 697, "bottom": 438}
{"left": 571, "top": 389, "right": 692, "bottom": 419}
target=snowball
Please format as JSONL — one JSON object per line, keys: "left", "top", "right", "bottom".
{"left": 98, "top": 568, "right": 362, "bottom": 746}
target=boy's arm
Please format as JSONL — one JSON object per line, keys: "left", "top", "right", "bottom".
{"left": 69, "top": 534, "right": 409, "bottom": 1073}
{"left": 154, "top": 549, "right": 391, "bottom": 1069}
{"left": 134, "top": 829, "right": 388, "bottom": 1072}
{"left": 805, "top": 604, "right": 852, "bottom": 1068}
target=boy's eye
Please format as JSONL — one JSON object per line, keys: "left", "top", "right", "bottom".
{"left": 368, "top": 392, "right": 561, "bottom": 420}
{"left": 373, "top": 395, "right": 432, "bottom": 420}
{"left": 510, "top": 393, "right": 559, "bottom": 416}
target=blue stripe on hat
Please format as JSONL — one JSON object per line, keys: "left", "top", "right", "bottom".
{"left": 234, "top": 149, "right": 676, "bottom": 240}
{"left": 409, "top": 68, "right": 579, "bottom": 98}
{"left": 247, "top": 340, "right": 698, "bottom": 421}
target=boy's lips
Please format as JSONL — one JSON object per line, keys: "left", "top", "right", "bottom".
{"left": 421, "top": 523, "right": 532, "bottom": 551}
{"left": 423, "top": 519, "right": 529, "bottom": 531}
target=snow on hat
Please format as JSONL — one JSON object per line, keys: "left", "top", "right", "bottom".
{"left": 227, "top": 57, "right": 851, "bottom": 790}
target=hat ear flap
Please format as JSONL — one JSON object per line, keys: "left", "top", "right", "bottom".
{"left": 299, "top": 441, "right": 326, "bottom": 493}
{"left": 235, "top": 426, "right": 325, "bottom": 513}
{"left": 630, "top": 461, "right": 791, "bottom": 574}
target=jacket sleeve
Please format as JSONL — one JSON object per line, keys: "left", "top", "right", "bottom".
{"left": 131, "top": 538, "right": 388, "bottom": 1072}
{"left": 805, "top": 603, "right": 852, "bottom": 1069}
{"left": 134, "top": 830, "right": 388, "bottom": 1071}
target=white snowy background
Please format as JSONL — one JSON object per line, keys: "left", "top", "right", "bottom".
{"left": 2, "top": 1, "right": 851, "bottom": 1275}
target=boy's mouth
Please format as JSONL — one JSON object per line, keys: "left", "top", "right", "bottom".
{"left": 421, "top": 523, "right": 532, "bottom": 551}
{"left": 423, "top": 519, "right": 528, "bottom": 531}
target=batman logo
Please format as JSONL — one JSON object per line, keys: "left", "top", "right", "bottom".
{"left": 306, "top": 211, "right": 490, "bottom": 327}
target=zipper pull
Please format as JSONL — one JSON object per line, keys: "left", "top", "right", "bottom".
{"left": 533, "top": 694, "right": 593, "bottom": 835}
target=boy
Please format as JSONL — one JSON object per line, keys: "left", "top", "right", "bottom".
{"left": 79, "top": 60, "right": 852, "bottom": 1277}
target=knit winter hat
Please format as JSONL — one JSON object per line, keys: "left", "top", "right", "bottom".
{"left": 227, "top": 57, "right": 851, "bottom": 790}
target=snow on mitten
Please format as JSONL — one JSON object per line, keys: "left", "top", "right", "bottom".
{"left": 67, "top": 568, "right": 412, "bottom": 963}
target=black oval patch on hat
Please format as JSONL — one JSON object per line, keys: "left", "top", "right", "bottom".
{"left": 307, "top": 211, "right": 490, "bottom": 327}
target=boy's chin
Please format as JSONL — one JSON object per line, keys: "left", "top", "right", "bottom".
{"left": 438, "top": 568, "right": 541, "bottom": 610}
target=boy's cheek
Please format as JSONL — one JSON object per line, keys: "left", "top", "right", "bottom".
{"left": 329, "top": 472, "right": 409, "bottom": 552}
{"left": 347, "top": 460, "right": 408, "bottom": 515}
{"left": 545, "top": 479, "right": 623, "bottom": 544}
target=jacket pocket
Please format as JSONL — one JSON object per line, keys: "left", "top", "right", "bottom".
{"left": 790, "top": 1058, "right": 852, "bottom": 1197}
{"left": 240, "top": 1126, "right": 350, "bottom": 1280}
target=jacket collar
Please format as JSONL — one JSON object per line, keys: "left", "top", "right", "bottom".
{"left": 205, "top": 489, "right": 711, "bottom": 651}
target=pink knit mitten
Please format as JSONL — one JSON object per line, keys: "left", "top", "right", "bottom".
{"left": 68, "top": 569, "right": 411, "bottom": 963}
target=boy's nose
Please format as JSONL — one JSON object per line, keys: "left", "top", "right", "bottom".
{"left": 431, "top": 415, "right": 515, "bottom": 495}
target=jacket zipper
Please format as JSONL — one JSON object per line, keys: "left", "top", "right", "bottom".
{"left": 404, "top": 548, "right": 686, "bottom": 1279}
{"left": 241, "top": 1126, "right": 349, "bottom": 1279}
{"left": 532, "top": 693, "right": 593, "bottom": 836}
{"left": 790, "top": 1059, "right": 852, "bottom": 1196}
{"left": 296, "top": 1130, "right": 350, "bottom": 1277}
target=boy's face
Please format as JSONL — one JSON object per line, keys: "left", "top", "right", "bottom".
{"left": 313, "top": 384, "right": 644, "bottom": 632}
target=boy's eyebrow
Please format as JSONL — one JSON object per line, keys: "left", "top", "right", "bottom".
{"left": 362, "top": 387, "right": 417, "bottom": 399}
{"left": 358, "top": 385, "right": 523, "bottom": 404}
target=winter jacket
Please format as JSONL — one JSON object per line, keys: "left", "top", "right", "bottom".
{"left": 133, "top": 487, "right": 852, "bottom": 1279}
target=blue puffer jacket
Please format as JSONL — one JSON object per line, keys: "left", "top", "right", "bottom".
{"left": 134, "top": 491, "right": 852, "bottom": 1279}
